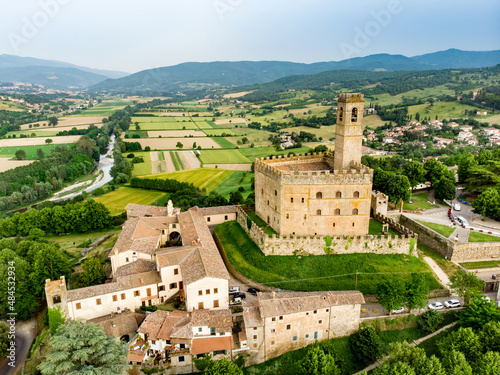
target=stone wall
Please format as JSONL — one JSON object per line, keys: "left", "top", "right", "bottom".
{"left": 452, "top": 242, "right": 500, "bottom": 262}
{"left": 237, "top": 207, "right": 417, "bottom": 257}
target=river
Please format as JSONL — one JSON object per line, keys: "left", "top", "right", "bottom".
{"left": 85, "top": 134, "right": 115, "bottom": 193}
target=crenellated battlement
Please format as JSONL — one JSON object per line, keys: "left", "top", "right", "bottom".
{"left": 338, "top": 93, "right": 365, "bottom": 103}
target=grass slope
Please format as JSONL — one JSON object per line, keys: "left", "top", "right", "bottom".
{"left": 198, "top": 149, "right": 251, "bottom": 164}
{"left": 468, "top": 231, "right": 500, "bottom": 242}
{"left": 140, "top": 168, "right": 233, "bottom": 192}
{"left": 418, "top": 221, "right": 455, "bottom": 238}
{"left": 93, "top": 187, "right": 166, "bottom": 215}
{"left": 213, "top": 171, "right": 254, "bottom": 199}
{"left": 215, "top": 221, "right": 441, "bottom": 294}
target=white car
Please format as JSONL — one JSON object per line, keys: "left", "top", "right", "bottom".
{"left": 457, "top": 216, "right": 469, "bottom": 226}
{"left": 391, "top": 307, "right": 405, "bottom": 314}
{"left": 496, "top": 301, "right": 500, "bottom": 308}
{"left": 229, "top": 286, "right": 240, "bottom": 293}
{"left": 453, "top": 203, "right": 461, "bottom": 211}
{"left": 230, "top": 297, "right": 242, "bottom": 305}
{"left": 443, "top": 299, "right": 461, "bottom": 308}
{"left": 428, "top": 302, "right": 444, "bottom": 310}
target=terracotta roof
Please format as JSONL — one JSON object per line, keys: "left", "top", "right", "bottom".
{"left": 242, "top": 300, "right": 264, "bottom": 327}
{"left": 198, "top": 206, "right": 238, "bottom": 216}
{"left": 257, "top": 291, "right": 364, "bottom": 318}
{"left": 157, "top": 311, "right": 191, "bottom": 340}
{"left": 191, "top": 310, "right": 232, "bottom": 333}
{"left": 191, "top": 336, "right": 234, "bottom": 355}
{"left": 156, "top": 247, "right": 197, "bottom": 269}
{"left": 127, "top": 350, "right": 146, "bottom": 363}
{"left": 126, "top": 204, "right": 168, "bottom": 218}
{"left": 114, "top": 259, "right": 157, "bottom": 278}
{"left": 67, "top": 271, "right": 161, "bottom": 302}
{"left": 89, "top": 309, "right": 138, "bottom": 338}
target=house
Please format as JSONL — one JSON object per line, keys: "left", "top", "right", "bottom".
{"left": 460, "top": 125, "right": 473, "bottom": 132}
{"left": 428, "top": 120, "right": 443, "bottom": 129}
{"left": 447, "top": 122, "right": 460, "bottom": 128}
{"left": 475, "top": 110, "right": 488, "bottom": 116}
{"left": 363, "top": 108, "right": 376, "bottom": 115}
{"left": 482, "top": 128, "right": 500, "bottom": 136}
{"left": 466, "top": 137, "right": 479, "bottom": 146}
{"left": 434, "top": 137, "right": 455, "bottom": 148}
{"left": 45, "top": 203, "right": 237, "bottom": 322}
{"left": 458, "top": 131, "right": 474, "bottom": 141}
{"left": 242, "top": 291, "right": 364, "bottom": 363}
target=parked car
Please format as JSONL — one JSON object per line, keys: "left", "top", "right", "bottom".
{"left": 391, "top": 307, "right": 405, "bottom": 314}
{"left": 492, "top": 274, "right": 500, "bottom": 280}
{"left": 453, "top": 203, "right": 461, "bottom": 211}
{"left": 496, "top": 301, "right": 500, "bottom": 308}
{"left": 229, "top": 286, "right": 240, "bottom": 293}
{"left": 233, "top": 292, "right": 246, "bottom": 300}
{"left": 443, "top": 299, "right": 461, "bottom": 308}
{"left": 247, "top": 288, "right": 260, "bottom": 296}
{"left": 230, "top": 297, "right": 242, "bottom": 305}
{"left": 480, "top": 295, "right": 491, "bottom": 303}
{"left": 428, "top": 302, "right": 444, "bottom": 310}
{"left": 456, "top": 216, "right": 469, "bottom": 227}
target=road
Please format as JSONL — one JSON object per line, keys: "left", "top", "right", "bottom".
{"left": 0, "top": 335, "right": 26, "bottom": 375}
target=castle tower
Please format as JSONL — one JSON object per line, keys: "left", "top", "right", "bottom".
{"left": 45, "top": 276, "right": 68, "bottom": 319}
{"left": 334, "top": 93, "right": 364, "bottom": 171}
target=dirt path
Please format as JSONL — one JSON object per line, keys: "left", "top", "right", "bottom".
{"left": 424, "top": 256, "right": 451, "bottom": 288}
{"left": 184, "top": 151, "right": 201, "bottom": 169}
{"left": 150, "top": 151, "right": 160, "bottom": 174}
{"left": 163, "top": 151, "right": 176, "bottom": 172}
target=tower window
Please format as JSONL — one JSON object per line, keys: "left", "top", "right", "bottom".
{"left": 336, "top": 191, "right": 342, "bottom": 198}
{"left": 261, "top": 189, "right": 264, "bottom": 194}
{"left": 316, "top": 192, "right": 322, "bottom": 199}
{"left": 352, "top": 222, "right": 355, "bottom": 227}
{"left": 339, "top": 107, "right": 343, "bottom": 121}
{"left": 304, "top": 214, "right": 307, "bottom": 220}
{"left": 353, "top": 191, "right": 360, "bottom": 198}
{"left": 286, "top": 214, "right": 289, "bottom": 219}
{"left": 275, "top": 190, "right": 277, "bottom": 196}
{"left": 353, "top": 209, "right": 358, "bottom": 215}
{"left": 334, "top": 209, "right": 340, "bottom": 216}
{"left": 291, "top": 197, "right": 294, "bottom": 203}
{"left": 351, "top": 107, "right": 358, "bottom": 122}
{"left": 301, "top": 198, "right": 305, "bottom": 203}
{"left": 333, "top": 223, "right": 336, "bottom": 227}
{"left": 316, "top": 210, "right": 321, "bottom": 216}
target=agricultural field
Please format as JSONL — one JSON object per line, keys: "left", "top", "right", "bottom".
{"left": 369, "top": 85, "right": 457, "bottom": 106}
{"left": 0, "top": 158, "right": 34, "bottom": 172}
{"left": 0, "top": 135, "right": 80, "bottom": 147}
{"left": 212, "top": 137, "right": 235, "bottom": 148}
{"left": 19, "top": 116, "right": 104, "bottom": 130}
{"left": 198, "top": 149, "right": 251, "bottom": 164}
{"left": 77, "top": 100, "right": 134, "bottom": 117}
{"left": 285, "top": 125, "right": 335, "bottom": 140}
{"left": 406, "top": 101, "right": 480, "bottom": 120}
{"left": 133, "top": 120, "right": 198, "bottom": 130}
{"left": 127, "top": 137, "right": 220, "bottom": 150}
{"left": 194, "top": 121, "right": 214, "bottom": 129}
{"left": 146, "top": 130, "right": 205, "bottom": 137}
{"left": 93, "top": 186, "right": 166, "bottom": 215}
{"left": 140, "top": 168, "right": 233, "bottom": 192}
{"left": 0, "top": 144, "right": 65, "bottom": 159}
{"left": 202, "top": 129, "right": 237, "bottom": 136}
{"left": 362, "top": 114, "right": 394, "bottom": 128}
{"left": 129, "top": 151, "right": 152, "bottom": 177}
{"left": 213, "top": 171, "right": 254, "bottom": 199}
{"left": 239, "top": 145, "right": 315, "bottom": 160}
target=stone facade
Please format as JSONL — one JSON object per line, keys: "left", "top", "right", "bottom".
{"left": 237, "top": 207, "right": 417, "bottom": 256}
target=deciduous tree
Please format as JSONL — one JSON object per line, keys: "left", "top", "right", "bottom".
{"left": 449, "top": 269, "right": 484, "bottom": 305}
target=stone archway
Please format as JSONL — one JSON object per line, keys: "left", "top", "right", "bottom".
{"left": 120, "top": 334, "right": 130, "bottom": 342}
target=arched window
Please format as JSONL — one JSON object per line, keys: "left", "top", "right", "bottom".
{"left": 339, "top": 107, "right": 343, "bottom": 121}
{"left": 336, "top": 191, "right": 342, "bottom": 198}
{"left": 352, "top": 208, "right": 358, "bottom": 215}
{"left": 353, "top": 191, "right": 360, "bottom": 198}
{"left": 316, "top": 209, "right": 322, "bottom": 216}
{"left": 334, "top": 209, "right": 340, "bottom": 216}
{"left": 316, "top": 192, "right": 323, "bottom": 199}
{"left": 351, "top": 107, "right": 358, "bottom": 122}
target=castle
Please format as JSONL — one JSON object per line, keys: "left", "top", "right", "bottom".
{"left": 255, "top": 93, "right": 372, "bottom": 237}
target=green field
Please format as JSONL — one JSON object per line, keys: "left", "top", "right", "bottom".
{"left": 130, "top": 152, "right": 152, "bottom": 177}
{"left": 404, "top": 192, "right": 438, "bottom": 211}
{"left": 132, "top": 116, "right": 187, "bottom": 123}
{"left": 213, "top": 171, "right": 254, "bottom": 198}
{"left": 460, "top": 260, "right": 500, "bottom": 269}
{"left": 406, "top": 101, "right": 480, "bottom": 120}
{"left": 468, "top": 231, "right": 500, "bottom": 242}
{"left": 140, "top": 168, "right": 234, "bottom": 192}
{"left": 212, "top": 137, "right": 235, "bottom": 148}
{"left": 215, "top": 221, "right": 441, "bottom": 294}
{"left": 239, "top": 146, "right": 314, "bottom": 160}
{"left": 202, "top": 129, "right": 237, "bottom": 136}
{"left": 93, "top": 187, "right": 166, "bottom": 215}
{"left": 368, "top": 219, "right": 398, "bottom": 236}
{"left": 194, "top": 121, "right": 214, "bottom": 129}
{"left": 132, "top": 120, "right": 198, "bottom": 130}
{"left": 0, "top": 144, "right": 66, "bottom": 160}
{"left": 418, "top": 221, "right": 456, "bottom": 238}
{"left": 198, "top": 149, "right": 251, "bottom": 164}
{"left": 77, "top": 101, "right": 134, "bottom": 117}
{"left": 170, "top": 151, "right": 184, "bottom": 171}
{"left": 8, "top": 130, "right": 61, "bottom": 137}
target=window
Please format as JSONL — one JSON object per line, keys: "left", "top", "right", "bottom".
{"left": 336, "top": 191, "right": 342, "bottom": 198}
{"left": 125, "top": 257, "right": 129, "bottom": 262}
{"left": 291, "top": 197, "right": 294, "bottom": 203}
{"left": 279, "top": 316, "right": 283, "bottom": 320}
{"left": 147, "top": 288, "right": 151, "bottom": 297}
{"left": 313, "top": 310, "right": 317, "bottom": 314}
{"left": 253, "top": 343, "right": 258, "bottom": 348}
{"left": 267, "top": 200, "right": 269, "bottom": 206}
{"left": 121, "top": 293, "right": 126, "bottom": 300}
{"left": 210, "top": 328, "right": 216, "bottom": 336}
{"left": 207, "top": 217, "right": 211, "bottom": 222}
{"left": 286, "top": 214, "right": 289, "bottom": 219}
{"left": 53, "top": 295, "right": 61, "bottom": 304}
{"left": 334, "top": 209, "right": 340, "bottom": 216}
{"left": 96, "top": 298, "right": 101, "bottom": 305}
{"left": 333, "top": 223, "right": 336, "bottom": 227}
{"left": 316, "top": 209, "right": 321, "bottom": 216}
{"left": 198, "top": 290, "right": 203, "bottom": 296}
{"left": 180, "top": 344, "right": 185, "bottom": 349}
{"left": 170, "top": 283, "right": 177, "bottom": 289}
{"left": 318, "top": 320, "right": 323, "bottom": 324}
{"left": 253, "top": 335, "right": 257, "bottom": 340}
{"left": 272, "top": 317, "right": 276, "bottom": 322}
{"left": 353, "top": 191, "right": 360, "bottom": 198}
{"left": 151, "top": 340, "right": 156, "bottom": 345}
{"left": 271, "top": 340, "right": 275, "bottom": 346}
{"left": 286, "top": 324, "right": 291, "bottom": 330}
{"left": 172, "top": 224, "right": 177, "bottom": 229}
{"left": 352, "top": 208, "right": 358, "bottom": 215}
{"left": 314, "top": 331, "right": 318, "bottom": 339}
{"left": 159, "top": 285, "right": 165, "bottom": 292}
{"left": 213, "top": 300, "right": 219, "bottom": 308}
{"left": 352, "top": 222, "right": 355, "bottom": 227}
{"left": 261, "top": 189, "right": 264, "bottom": 195}
{"left": 112, "top": 295, "right": 117, "bottom": 302}
{"left": 305, "top": 334, "right": 310, "bottom": 339}
{"left": 339, "top": 107, "right": 343, "bottom": 121}
{"left": 253, "top": 327, "right": 257, "bottom": 330}
{"left": 198, "top": 327, "right": 202, "bottom": 333}
{"left": 224, "top": 215, "right": 228, "bottom": 220}
{"left": 304, "top": 214, "right": 307, "bottom": 220}
{"left": 178, "top": 356, "right": 185, "bottom": 363}
{"left": 316, "top": 192, "right": 322, "bottom": 199}
{"left": 134, "top": 291, "right": 140, "bottom": 297}
{"left": 271, "top": 329, "right": 276, "bottom": 334}
{"left": 76, "top": 303, "right": 81, "bottom": 310}
{"left": 213, "top": 350, "right": 227, "bottom": 356}
{"left": 301, "top": 197, "right": 305, "bottom": 203}
{"left": 214, "top": 288, "right": 218, "bottom": 294}
{"left": 293, "top": 336, "right": 297, "bottom": 341}
{"left": 275, "top": 190, "right": 277, "bottom": 196}
{"left": 199, "top": 302, "right": 204, "bottom": 309}
{"left": 351, "top": 107, "right": 358, "bottom": 122}
{"left": 206, "top": 289, "right": 211, "bottom": 295}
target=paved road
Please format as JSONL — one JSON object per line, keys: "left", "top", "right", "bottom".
{"left": 0, "top": 334, "right": 26, "bottom": 375}
{"left": 424, "top": 256, "right": 450, "bottom": 288}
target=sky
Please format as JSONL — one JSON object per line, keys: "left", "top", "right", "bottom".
{"left": 1, "top": 0, "right": 499, "bottom": 74}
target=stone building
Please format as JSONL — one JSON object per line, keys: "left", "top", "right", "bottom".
{"left": 242, "top": 291, "right": 364, "bottom": 363}
{"left": 254, "top": 93, "right": 372, "bottom": 237}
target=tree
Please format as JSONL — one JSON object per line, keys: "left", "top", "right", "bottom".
{"left": 229, "top": 191, "right": 243, "bottom": 205}
{"left": 299, "top": 345, "right": 340, "bottom": 375}
{"left": 480, "top": 321, "right": 500, "bottom": 352}
{"left": 439, "top": 327, "right": 483, "bottom": 364}
{"left": 45, "top": 138, "right": 53, "bottom": 144}
{"left": 405, "top": 273, "right": 429, "bottom": 312}
{"left": 204, "top": 358, "right": 243, "bottom": 375}
{"left": 349, "top": 327, "right": 381, "bottom": 363}
{"left": 194, "top": 354, "right": 212, "bottom": 372}
{"left": 417, "top": 309, "right": 443, "bottom": 334}
{"left": 377, "top": 278, "right": 406, "bottom": 314}
{"left": 458, "top": 154, "right": 477, "bottom": 184}
{"left": 176, "top": 141, "right": 184, "bottom": 149}
{"left": 441, "top": 350, "right": 472, "bottom": 375}
{"left": 384, "top": 341, "right": 445, "bottom": 375}
{"left": 0, "top": 321, "right": 9, "bottom": 358}
{"left": 15, "top": 150, "right": 26, "bottom": 160}
{"left": 475, "top": 351, "right": 500, "bottom": 375}
{"left": 434, "top": 177, "right": 456, "bottom": 201}
{"left": 449, "top": 269, "right": 484, "bottom": 305}
{"left": 403, "top": 161, "right": 426, "bottom": 189}
{"left": 48, "top": 116, "right": 58, "bottom": 126}
{"left": 372, "top": 361, "right": 416, "bottom": 375}
{"left": 36, "top": 148, "right": 45, "bottom": 160}
{"left": 76, "top": 258, "right": 107, "bottom": 288}
{"left": 472, "top": 188, "right": 500, "bottom": 220}
{"left": 48, "top": 307, "right": 65, "bottom": 335}
{"left": 31, "top": 245, "right": 70, "bottom": 295}
{"left": 38, "top": 320, "right": 128, "bottom": 375}
{"left": 459, "top": 297, "right": 500, "bottom": 329}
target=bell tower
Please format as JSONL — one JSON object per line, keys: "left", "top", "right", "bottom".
{"left": 334, "top": 93, "right": 364, "bottom": 171}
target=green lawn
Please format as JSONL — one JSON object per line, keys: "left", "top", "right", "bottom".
{"left": 213, "top": 171, "right": 254, "bottom": 199}
{"left": 460, "top": 260, "right": 500, "bottom": 269}
{"left": 198, "top": 149, "right": 251, "bottom": 164}
{"left": 92, "top": 187, "right": 166, "bottom": 215}
{"left": 130, "top": 152, "right": 152, "bottom": 177}
{"left": 368, "top": 219, "right": 398, "bottom": 236}
{"left": 468, "top": 231, "right": 500, "bottom": 242}
{"left": 404, "top": 192, "right": 438, "bottom": 211}
{"left": 239, "top": 146, "right": 314, "bottom": 160}
{"left": 0, "top": 144, "right": 65, "bottom": 160}
{"left": 246, "top": 211, "right": 277, "bottom": 236}
{"left": 418, "top": 221, "right": 456, "bottom": 238}
{"left": 215, "top": 221, "right": 441, "bottom": 295}
{"left": 212, "top": 137, "right": 235, "bottom": 148}
{"left": 139, "top": 168, "right": 234, "bottom": 192}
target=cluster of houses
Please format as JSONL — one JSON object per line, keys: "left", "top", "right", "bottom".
{"left": 45, "top": 203, "right": 364, "bottom": 371}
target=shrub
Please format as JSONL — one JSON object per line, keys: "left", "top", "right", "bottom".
{"left": 417, "top": 309, "right": 443, "bottom": 334}
{"left": 349, "top": 327, "right": 381, "bottom": 363}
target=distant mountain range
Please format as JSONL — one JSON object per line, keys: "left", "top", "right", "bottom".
{"left": 1, "top": 49, "right": 499, "bottom": 91}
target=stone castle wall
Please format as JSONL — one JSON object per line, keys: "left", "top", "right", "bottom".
{"left": 236, "top": 207, "right": 417, "bottom": 257}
